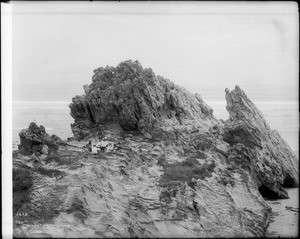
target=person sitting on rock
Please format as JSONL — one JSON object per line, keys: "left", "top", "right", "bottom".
{"left": 97, "top": 137, "right": 111, "bottom": 153}
{"left": 106, "top": 142, "right": 115, "bottom": 152}
{"left": 99, "top": 144, "right": 106, "bottom": 153}
{"left": 85, "top": 140, "right": 92, "bottom": 152}
{"left": 91, "top": 142, "right": 99, "bottom": 154}
{"left": 83, "top": 140, "right": 92, "bottom": 152}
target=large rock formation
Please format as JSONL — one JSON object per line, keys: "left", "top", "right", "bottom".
{"left": 18, "top": 122, "right": 64, "bottom": 156}
{"left": 13, "top": 130, "right": 271, "bottom": 238}
{"left": 223, "top": 86, "right": 299, "bottom": 199}
{"left": 13, "top": 61, "right": 298, "bottom": 238}
{"left": 69, "top": 60, "right": 217, "bottom": 139}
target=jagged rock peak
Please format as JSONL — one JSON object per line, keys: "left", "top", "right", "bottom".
{"left": 225, "top": 85, "right": 269, "bottom": 127}
{"left": 69, "top": 60, "right": 217, "bottom": 139}
{"left": 223, "top": 86, "right": 299, "bottom": 199}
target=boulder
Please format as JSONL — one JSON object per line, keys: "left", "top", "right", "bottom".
{"left": 18, "top": 122, "right": 64, "bottom": 156}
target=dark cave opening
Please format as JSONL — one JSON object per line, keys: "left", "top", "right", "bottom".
{"left": 258, "top": 185, "right": 280, "bottom": 200}
{"left": 283, "top": 175, "right": 298, "bottom": 188}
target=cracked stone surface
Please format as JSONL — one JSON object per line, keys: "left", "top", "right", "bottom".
{"left": 224, "top": 86, "right": 299, "bottom": 199}
{"left": 13, "top": 61, "right": 298, "bottom": 238}
{"left": 69, "top": 60, "right": 217, "bottom": 140}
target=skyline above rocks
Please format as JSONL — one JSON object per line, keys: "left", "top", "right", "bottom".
{"left": 10, "top": 2, "right": 298, "bottom": 102}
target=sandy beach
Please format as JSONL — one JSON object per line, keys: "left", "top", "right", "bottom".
{"left": 265, "top": 188, "right": 299, "bottom": 237}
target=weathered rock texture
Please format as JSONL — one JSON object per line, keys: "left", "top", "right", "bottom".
{"left": 69, "top": 60, "right": 217, "bottom": 139}
{"left": 18, "top": 122, "right": 64, "bottom": 156}
{"left": 13, "top": 130, "right": 271, "bottom": 238}
{"left": 224, "top": 86, "right": 299, "bottom": 199}
{"left": 13, "top": 61, "right": 298, "bottom": 238}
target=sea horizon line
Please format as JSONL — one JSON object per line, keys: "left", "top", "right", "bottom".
{"left": 12, "top": 100, "right": 299, "bottom": 104}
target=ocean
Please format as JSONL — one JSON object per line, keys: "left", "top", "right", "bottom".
{"left": 12, "top": 100, "right": 299, "bottom": 152}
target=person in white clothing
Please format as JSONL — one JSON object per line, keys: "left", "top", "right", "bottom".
{"left": 96, "top": 137, "right": 107, "bottom": 152}
{"left": 91, "top": 143, "right": 99, "bottom": 154}
{"left": 106, "top": 142, "right": 114, "bottom": 152}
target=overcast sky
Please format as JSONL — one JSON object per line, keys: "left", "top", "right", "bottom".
{"left": 11, "top": 1, "right": 298, "bottom": 102}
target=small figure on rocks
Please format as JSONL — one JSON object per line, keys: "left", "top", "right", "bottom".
{"left": 84, "top": 137, "right": 115, "bottom": 154}
{"left": 97, "top": 137, "right": 111, "bottom": 153}
{"left": 91, "top": 142, "right": 99, "bottom": 154}
{"left": 84, "top": 140, "right": 99, "bottom": 154}
{"left": 85, "top": 140, "right": 92, "bottom": 152}
{"left": 106, "top": 142, "right": 115, "bottom": 152}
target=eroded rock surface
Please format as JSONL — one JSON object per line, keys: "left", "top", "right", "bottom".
{"left": 224, "top": 86, "right": 299, "bottom": 199}
{"left": 69, "top": 60, "right": 217, "bottom": 140}
{"left": 13, "top": 130, "right": 271, "bottom": 238}
{"left": 13, "top": 62, "right": 298, "bottom": 238}
{"left": 18, "top": 122, "right": 65, "bottom": 156}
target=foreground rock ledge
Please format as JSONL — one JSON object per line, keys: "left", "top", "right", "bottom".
{"left": 13, "top": 61, "right": 298, "bottom": 238}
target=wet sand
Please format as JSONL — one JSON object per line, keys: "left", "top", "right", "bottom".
{"left": 265, "top": 188, "right": 299, "bottom": 238}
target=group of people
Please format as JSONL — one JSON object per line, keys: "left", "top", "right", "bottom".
{"left": 85, "top": 136, "right": 116, "bottom": 154}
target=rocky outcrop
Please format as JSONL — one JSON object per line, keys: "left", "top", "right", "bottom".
{"left": 18, "top": 122, "right": 64, "bottom": 156}
{"left": 69, "top": 60, "right": 217, "bottom": 139}
{"left": 13, "top": 131, "right": 271, "bottom": 238}
{"left": 223, "top": 86, "right": 299, "bottom": 199}
{"left": 13, "top": 62, "right": 298, "bottom": 238}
